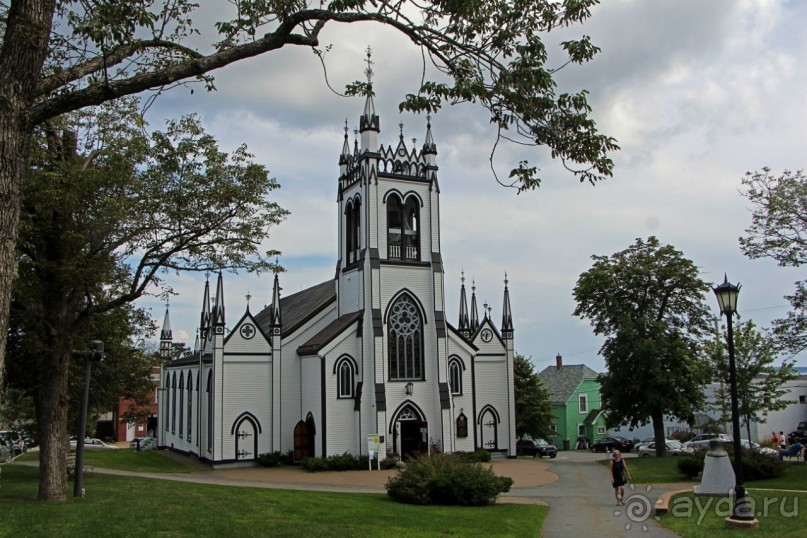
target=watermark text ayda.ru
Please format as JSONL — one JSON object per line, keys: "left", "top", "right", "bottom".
{"left": 670, "top": 495, "right": 799, "bottom": 525}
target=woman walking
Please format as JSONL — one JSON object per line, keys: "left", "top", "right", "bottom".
{"left": 610, "top": 450, "right": 631, "bottom": 505}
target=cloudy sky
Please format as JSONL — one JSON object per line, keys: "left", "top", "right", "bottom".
{"left": 142, "top": 0, "right": 807, "bottom": 372}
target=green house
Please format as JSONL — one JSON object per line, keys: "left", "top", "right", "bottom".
{"left": 538, "top": 356, "right": 607, "bottom": 450}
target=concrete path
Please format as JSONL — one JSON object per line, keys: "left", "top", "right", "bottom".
{"left": 511, "top": 451, "right": 683, "bottom": 537}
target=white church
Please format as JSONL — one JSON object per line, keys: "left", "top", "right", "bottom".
{"left": 158, "top": 89, "right": 517, "bottom": 465}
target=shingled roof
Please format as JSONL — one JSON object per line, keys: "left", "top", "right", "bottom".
{"left": 538, "top": 364, "right": 601, "bottom": 404}
{"left": 254, "top": 279, "right": 336, "bottom": 338}
{"left": 297, "top": 312, "right": 361, "bottom": 356}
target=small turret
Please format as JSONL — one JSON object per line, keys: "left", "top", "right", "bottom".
{"left": 270, "top": 272, "right": 282, "bottom": 327}
{"left": 422, "top": 115, "right": 437, "bottom": 166}
{"left": 470, "top": 280, "right": 480, "bottom": 332}
{"left": 339, "top": 120, "right": 351, "bottom": 175}
{"left": 160, "top": 304, "right": 173, "bottom": 359}
{"left": 212, "top": 272, "right": 225, "bottom": 332}
{"left": 501, "top": 272, "right": 513, "bottom": 337}
{"left": 359, "top": 47, "right": 379, "bottom": 152}
{"left": 200, "top": 276, "right": 211, "bottom": 344}
{"left": 458, "top": 272, "right": 470, "bottom": 338}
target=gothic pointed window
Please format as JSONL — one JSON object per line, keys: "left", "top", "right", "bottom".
{"left": 337, "top": 358, "right": 355, "bottom": 398}
{"left": 388, "top": 294, "right": 424, "bottom": 380}
{"left": 187, "top": 374, "right": 193, "bottom": 440}
{"left": 178, "top": 372, "right": 184, "bottom": 438}
{"left": 449, "top": 358, "right": 462, "bottom": 395}
{"left": 387, "top": 194, "right": 420, "bottom": 261}
{"left": 345, "top": 199, "right": 361, "bottom": 264}
{"left": 171, "top": 373, "right": 177, "bottom": 434}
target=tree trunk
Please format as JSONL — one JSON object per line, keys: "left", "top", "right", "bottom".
{"left": 652, "top": 411, "right": 666, "bottom": 457}
{"left": 0, "top": 0, "right": 58, "bottom": 393}
{"left": 35, "top": 336, "right": 72, "bottom": 501}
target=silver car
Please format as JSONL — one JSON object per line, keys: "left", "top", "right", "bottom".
{"left": 638, "top": 440, "right": 694, "bottom": 457}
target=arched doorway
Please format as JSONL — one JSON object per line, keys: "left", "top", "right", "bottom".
{"left": 390, "top": 403, "right": 427, "bottom": 459}
{"left": 293, "top": 413, "right": 316, "bottom": 461}
{"left": 231, "top": 412, "right": 261, "bottom": 461}
{"left": 478, "top": 406, "right": 499, "bottom": 451}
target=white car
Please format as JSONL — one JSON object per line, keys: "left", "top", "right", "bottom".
{"left": 634, "top": 437, "right": 673, "bottom": 453}
{"left": 69, "top": 437, "right": 119, "bottom": 449}
{"left": 741, "top": 439, "right": 778, "bottom": 457}
{"left": 637, "top": 440, "right": 694, "bottom": 457}
{"left": 684, "top": 433, "right": 732, "bottom": 449}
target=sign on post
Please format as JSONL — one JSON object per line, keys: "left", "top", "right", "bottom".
{"left": 367, "top": 434, "right": 381, "bottom": 470}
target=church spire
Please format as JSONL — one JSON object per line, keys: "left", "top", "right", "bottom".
{"left": 339, "top": 119, "right": 351, "bottom": 172}
{"left": 270, "top": 271, "right": 282, "bottom": 327}
{"left": 470, "top": 280, "right": 479, "bottom": 332}
{"left": 359, "top": 46, "right": 379, "bottom": 150}
{"left": 423, "top": 115, "right": 436, "bottom": 155}
{"left": 459, "top": 272, "right": 469, "bottom": 333}
{"left": 501, "top": 272, "right": 513, "bottom": 334}
{"left": 212, "top": 272, "right": 225, "bottom": 330}
{"left": 160, "top": 303, "right": 173, "bottom": 359}
{"left": 200, "top": 276, "right": 211, "bottom": 343}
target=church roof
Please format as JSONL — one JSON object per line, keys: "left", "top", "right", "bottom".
{"left": 538, "top": 364, "right": 600, "bottom": 404}
{"left": 254, "top": 279, "right": 336, "bottom": 338}
{"left": 296, "top": 312, "right": 361, "bottom": 356}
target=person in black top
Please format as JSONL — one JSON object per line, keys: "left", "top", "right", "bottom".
{"left": 610, "top": 450, "right": 631, "bottom": 506}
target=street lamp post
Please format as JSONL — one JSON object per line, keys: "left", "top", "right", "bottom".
{"left": 712, "top": 276, "right": 754, "bottom": 523}
{"left": 72, "top": 340, "right": 104, "bottom": 498}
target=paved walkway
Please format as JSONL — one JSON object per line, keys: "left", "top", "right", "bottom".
{"left": 15, "top": 450, "right": 688, "bottom": 536}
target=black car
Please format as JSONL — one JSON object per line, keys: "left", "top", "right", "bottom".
{"left": 590, "top": 436, "right": 634, "bottom": 453}
{"left": 516, "top": 438, "right": 558, "bottom": 458}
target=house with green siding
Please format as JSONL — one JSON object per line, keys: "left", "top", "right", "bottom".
{"left": 538, "top": 355, "right": 607, "bottom": 450}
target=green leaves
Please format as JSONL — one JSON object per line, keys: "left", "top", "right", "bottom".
{"left": 573, "top": 237, "right": 714, "bottom": 429}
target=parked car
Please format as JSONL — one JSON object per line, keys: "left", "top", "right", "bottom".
{"left": 516, "top": 438, "right": 557, "bottom": 458}
{"left": 69, "top": 437, "right": 119, "bottom": 449}
{"left": 633, "top": 437, "right": 671, "bottom": 453}
{"left": 590, "top": 436, "right": 634, "bottom": 453}
{"left": 637, "top": 440, "right": 694, "bottom": 457}
{"left": 684, "top": 433, "right": 732, "bottom": 450}
{"left": 740, "top": 439, "right": 778, "bottom": 457}
{"left": 787, "top": 421, "right": 807, "bottom": 445}
{"left": 0, "top": 431, "right": 25, "bottom": 455}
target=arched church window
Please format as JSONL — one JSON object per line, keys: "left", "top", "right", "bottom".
{"left": 387, "top": 194, "right": 419, "bottom": 261}
{"left": 171, "top": 373, "right": 177, "bottom": 434}
{"left": 187, "top": 374, "right": 193, "bottom": 440}
{"left": 207, "top": 371, "right": 213, "bottom": 452}
{"left": 449, "top": 359, "right": 462, "bottom": 395}
{"left": 337, "top": 358, "right": 355, "bottom": 398}
{"left": 345, "top": 199, "right": 361, "bottom": 264}
{"left": 388, "top": 294, "right": 423, "bottom": 380}
{"left": 178, "top": 372, "right": 184, "bottom": 438}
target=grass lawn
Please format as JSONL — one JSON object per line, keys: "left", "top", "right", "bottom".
{"left": 16, "top": 448, "right": 197, "bottom": 473}
{"left": 658, "top": 491, "right": 805, "bottom": 537}
{"left": 0, "top": 465, "right": 545, "bottom": 537}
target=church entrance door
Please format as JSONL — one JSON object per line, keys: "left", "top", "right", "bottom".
{"left": 400, "top": 420, "right": 426, "bottom": 458}
{"left": 293, "top": 420, "right": 310, "bottom": 461}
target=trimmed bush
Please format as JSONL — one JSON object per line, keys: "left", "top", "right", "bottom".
{"left": 452, "top": 449, "right": 493, "bottom": 463}
{"left": 300, "top": 452, "right": 371, "bottom": 472}
{"left": 385, "top": 453, "right": 513, "bottom": 506}
{"left": 676, "top": 447, "right": 785, "bottom": 481}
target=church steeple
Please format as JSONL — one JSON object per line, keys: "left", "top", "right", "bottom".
{"left": 270, "top": 271, "right": 282, "bottom": 327}
{"left": 200, "top": 277, "right": 211, "bottom": 344}
{"left": 501, "top": 272, "right": 513, "bottom": 337}
{"left": 160, "top": 304, "right": 173, "bottom": 359}
{"left": 212, "top": 272, "right": 225, "bottom": 332}
{"left": 458, "top": 272, "right": 470, "bottom": 338}
{"left": 470, "top": 280, "right": 479, "bottom": 332}
{"left": 339, "top": 120, "right": 351, "bottom": 175}
{"left": 359, "top": 47, "right": 379, "bottom": 151}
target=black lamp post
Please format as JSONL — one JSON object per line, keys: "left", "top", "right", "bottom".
{"left": 712, "top": 276, "right": 753, "bottom": 522}
{"left": 72, "top": 340, "right": 104, "bottom": 498}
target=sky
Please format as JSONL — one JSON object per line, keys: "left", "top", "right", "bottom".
{"left": 141, "top": 0, "right": 807, "bottom": 373}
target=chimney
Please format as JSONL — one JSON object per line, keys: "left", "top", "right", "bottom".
{"left": 556, "top": 354, "right": 563, "bottom": 370}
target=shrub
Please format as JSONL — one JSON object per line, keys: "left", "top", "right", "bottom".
{"left": 380, "top": 456, "right": 400, "bottom": 469}
{"left": 300, "top": 452, "right": 370, "bottom": 472}
{"left": 385, "top": 453, "right": 513, "bottom": 506}
{"left": 452, "top": 449, "right": 492, "bottom": 463}
{"left": 257, "top": 451, "right": 283, "bottom": 468}
{"left": 676, "top": 447, "right": 785, "bottom": 481}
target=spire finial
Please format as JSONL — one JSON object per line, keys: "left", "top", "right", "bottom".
{"left": 472, "top": 279, "right": 476, "bottom": 292}
{"left": 399, "top": 122, "right": 404, "bottom": 140}
{"left": 505, "top": 271, "right": 509, "bottom": 287}
{"left": 344, "top": 119, "right": 349, "bottom": 136}
{"left": 461, "top": 270, "right": 465, "bottom": 285}
{"left": 364, "top": 46, "right": 374, "bottom": 85}
{"left": 245, "top": 291, "right": 252, "bottom": 304}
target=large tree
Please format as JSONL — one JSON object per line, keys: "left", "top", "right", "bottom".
{"left": 705, "top": 318, "right": 797, "bottom": 444}
{"left": 739, "top": 168, "right": 807, "bottom": 354}
{"left": 0, "top": 0, "right": 617, "bottom": 394}
{"left": 9, "top": 100, "right": 287, "bottom": 501}
{"left": 513, "top": 353, "right": 553, "bottom": 440}
{"left": 573, "top": 236, "right": 714, "bottom": 456}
